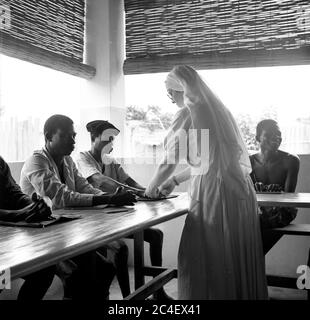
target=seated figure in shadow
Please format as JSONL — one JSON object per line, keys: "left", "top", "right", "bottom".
{"left": 0, "top": 155, "right": 55, "bottom": 300}
{"left": 76, "top": 120, "right": 172, "bottom": 300}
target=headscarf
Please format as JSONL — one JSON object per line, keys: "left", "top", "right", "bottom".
{"left": 165, "top": 73, "right": 184, "bottom": 91}
{"left": 166, "top": 65, "right": 252, "bottom": 185}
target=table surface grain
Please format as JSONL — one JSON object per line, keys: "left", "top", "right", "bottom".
{"left": 256, "top": 192, "right": 310, "bottom": 208}
{"left": 0, "top": 193, "right": 189, "bottom": 279}
{"left": 2, "top": 191, "right": 310, "bottom": 279}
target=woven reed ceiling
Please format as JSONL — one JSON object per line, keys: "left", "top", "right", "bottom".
{"left": 124, "top": 0, "right": 310, "bottom": 73}
{"left": 1, "top": 0, "right": 85, "bottom": 61}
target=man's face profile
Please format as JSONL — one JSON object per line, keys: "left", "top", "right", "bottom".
{"left": 50, "top": 125, "right": 76, "bottom": 156}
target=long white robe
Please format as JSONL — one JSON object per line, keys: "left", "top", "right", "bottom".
{"left": 177, "top": 115, "right": 268, "bottom": 299}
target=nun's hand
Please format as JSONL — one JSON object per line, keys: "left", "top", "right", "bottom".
{"left": 158, "top": 178, "right": 176, "bottom": 196}
{"left": 144, "top": 186, "right": 160, "bottom": 199}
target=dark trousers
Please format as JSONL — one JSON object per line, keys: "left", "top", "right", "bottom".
{"left": 261, "top": 228, "right": 283, "bottom": 255}
{"left": 99, "top": 239, "right": 130, "bottom": 298}
{"left": 59, "top": 251, "right": 115, "bottom": 300}
{"left": 18, "top": 266, "right": 56, "bottom": 300}
{"left": 142, "top": 228, "right": 164, "bottom": 266}
{"left": 259, "top": 207, "right": 297, "bottom": 255}
{"left": 98, "top": 227, "right": 164, "bottom": 298}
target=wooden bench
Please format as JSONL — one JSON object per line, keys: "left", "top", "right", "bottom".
{"left": 128, "top": 224, "right": 310, "bottom": 300}
{"left": 271, "top": 223, "right": 310, "bottom": 236}
{"left": 266, "top": 224, "right": 310, "bottom": 300}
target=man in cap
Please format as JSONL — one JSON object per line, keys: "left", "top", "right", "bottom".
{"left": 77, "top": 120, "right": 145, "bottom": 193}
{"left": 76, "top": 120, "right": 172, "bottom": 300}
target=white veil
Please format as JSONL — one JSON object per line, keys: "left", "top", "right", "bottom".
{"left": 166, "top": 65, "right": 252, "bottom": 183}
{"left": 166, "top": 67, "right": 268, "bottom": 300}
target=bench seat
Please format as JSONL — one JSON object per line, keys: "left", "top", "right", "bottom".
{"left": 272, "top": 224, "right": 310, "bottom": 236}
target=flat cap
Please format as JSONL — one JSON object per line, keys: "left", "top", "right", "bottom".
{"left": 86, "top": 120, "right": 120, "bottom": 136}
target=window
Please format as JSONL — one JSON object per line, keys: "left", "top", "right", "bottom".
{"left": 0, "top": 54, "right": 86, "bottom": 162}
{"left": 125, "top": 65, "right": 310, "bottom": 157}
{"left": 124, "top": 73, "right": 176, "bottom": 159}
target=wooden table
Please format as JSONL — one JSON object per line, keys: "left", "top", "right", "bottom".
{"left": 1, "top": 191, "right": 309, "bottom": 299}
{"left": 257, "top": 192, "right": 310, "bottom": 208}
{"left": 0, "top": 193, "right": 189, "bottom": 299}
{"left": 257, "top": 192, "right": 310, "bottom": 299}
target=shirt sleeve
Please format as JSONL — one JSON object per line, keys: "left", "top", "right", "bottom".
{"left": 76, "top": 152, "right": 101, "bottom": 179}
{"left": 22, "top": 154, "right": 97, "bottom": 209}
{"left": 163, "top": 108, "right": 191, "bottom": 164}
{"left": 72, "top": 160, "right": 104, "bottom": 195}
{"left": 113, "top": 160, "right": 130, "bottom": 184}
{"left": 0, "top": 157, "right": 32, "bottom": 209}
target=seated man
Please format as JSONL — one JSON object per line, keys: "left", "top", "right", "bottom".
{"left": 0, "top": 155, "right": 55, "bottom": 300}
{"left": 20, "top": 114, "right": 136, "bottom": 300}
{"left": 76, "top": 120, "right": 172, "bottom": 300}
{"left": 250, "top": 119, "right": 300, "bottom": 254}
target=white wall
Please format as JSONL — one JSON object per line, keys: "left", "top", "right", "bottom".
{"left": 8, "top": 161, "right": 24, "bottom": 183}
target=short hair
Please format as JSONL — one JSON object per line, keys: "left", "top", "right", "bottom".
{"left": 44, "top": 114, "right": 73, "bottom": 139}
{"left": 86, "top": 120, "right": 120, "bottom": 142}
{"left": 256, "top": 119, "right": 278, "bottom": 139}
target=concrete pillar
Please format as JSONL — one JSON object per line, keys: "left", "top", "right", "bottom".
{"left": 109, "top": 0, "right": 126, "bottom": 157}
{"left": 79, "top": 0, "right": 125, "bottom": 156}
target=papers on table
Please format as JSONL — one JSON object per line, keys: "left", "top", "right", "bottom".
{"left": 137, "top": 194, "right": 179, "bottom": 201}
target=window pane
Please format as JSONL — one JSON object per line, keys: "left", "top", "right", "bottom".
{"left": 125, "top": 65, "right": 310, "bottom": 156}
{"left": 0, "top": 54, "right": 84, "bottom": 162}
